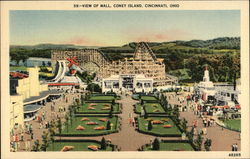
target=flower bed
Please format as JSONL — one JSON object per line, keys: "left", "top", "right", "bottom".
{"left": 57, "top": 115, "right": 119, "bottom": 136}
{"left": 76, "top": 103, "right": 120, "bottom": 114}
{"left": 137, "top": 116, "right": 182, "bottom": 137}
{"left": 47, "top": 140, "right": 114, "bottom": 151}
{"left": 135, "top": 103, "right": 166, "bottom": 114}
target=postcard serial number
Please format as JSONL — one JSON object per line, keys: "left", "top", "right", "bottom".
{"left": 229, "top": 153, "right": 241, "bottom": 157}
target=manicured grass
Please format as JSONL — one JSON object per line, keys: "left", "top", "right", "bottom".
{"left": 135, "top": 103, "right": 166, "bottom": 114}
{"left": 39, "top": 72, "right": 54, "bottom": 77}
{"left": 144, "top": 142, "right": 194, "bottom": 151}
{"left": 47, "top": 141, "right": 113, "bottom": 151}
{"left": 89, "top": 96, "right": 115, "bottom": 101}
{"left": 77, "top": 103, "right": 120, "bottom": 114}
{"left": 10, "top": 66, "right": 28, "bottom": 71}
{"left": 141, "top": 96, "right": 158, "bottom": 101}
{"left": 60, "top": 116, "right": 119, "bottom": 136}
{"left": 224, "top": 119, "right": 241, "bottom": 131}
{"left": 137, "top": 117, "right": 182, "bottom": 136}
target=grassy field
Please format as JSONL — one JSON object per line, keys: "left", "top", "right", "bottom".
{"left": 141, "top": 96, "right": 158, "bottom": 101}
{"left": 144, "top": 142, "right": 194, "bottom": 151}
{"left": 10, "top": 66, "right": 28, "bottom": 71}
{"left": 135, "top": 103, "right": 165, "bottom": 114}
{"left": 89, "top": 96, "right": 116, "bottom": 101}
{"left": 224, "top": 119, "right": 241, "bottom": 131}
{"left": 47, "top": 141, "right": 113, "bottom": 151}
{"left": 77, "top": 103, "right": 120, "bottom": 114}
{"left": 39, "top": 72, "right": 54, "bottom": 77}
{"left": 137, "top": 117, "right": 182, "bottom": 136}
{"left": 60, "top": 116, "right": 119, "bottom": 135}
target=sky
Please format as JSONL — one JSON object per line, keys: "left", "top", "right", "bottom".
{"left": 10, "top": 10, "right": 240, "bottom": 46}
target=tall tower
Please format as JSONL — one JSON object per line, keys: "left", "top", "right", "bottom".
{"left": 203, "top": 66, "right": 210, "bottom": 82}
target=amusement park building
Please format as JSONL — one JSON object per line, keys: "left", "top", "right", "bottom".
{"left": 51, "top": 42, "right": 177, "bottom": 92}
{"left": 9, "top": 67, "right": 62, "bottom": 131}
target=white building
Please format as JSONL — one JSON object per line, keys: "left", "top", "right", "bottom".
{"left": 197, "top": 66, "right": 216, "bottom": 101}
{"left": 102, "top": 74, "right": 153, "bottom": 93}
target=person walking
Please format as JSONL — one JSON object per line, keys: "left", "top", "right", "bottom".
{"left": 235, "top": 143, "right": 238, "bottom": 151}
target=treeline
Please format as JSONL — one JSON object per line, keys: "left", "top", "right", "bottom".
{"left": 179, "top": 37, "right": 240, "bottom": 49}
{"left": 10, "top": 37, "right": 240, "bottom": 83}
{"left": 165, "top": 54, "right": 241, "bottom": 83}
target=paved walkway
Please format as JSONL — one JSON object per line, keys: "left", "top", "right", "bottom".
{"left": 13, "top": 92, "right": 80, "bottom": 151}
{"left": 165, "top": 92, "right": 241, "bottom": 151}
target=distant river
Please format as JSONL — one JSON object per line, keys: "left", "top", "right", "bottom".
{"left": 10, "top": 57, "right": 51, "bottom": 67}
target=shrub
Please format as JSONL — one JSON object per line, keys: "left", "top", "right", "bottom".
{"left": 100, "top": 137, "right": 107, "bottom": 150}
{"left": 204, "top": 138, "right": 212, "bottom": 151}
{"left": 106, "top": 121, "right": 111, "bottom": 130}
{"left": 152, "top": 138, "right": 160, "bottom": 150}
{"left": 148, "top": 121, "right": 153, "bottom": 130}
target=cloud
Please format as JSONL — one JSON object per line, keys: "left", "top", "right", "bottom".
{"left": 123, "top": 28, "right": 193, "bottom": 43}
{"left": 61, "top": 36, "right": 104, "bottom": 46}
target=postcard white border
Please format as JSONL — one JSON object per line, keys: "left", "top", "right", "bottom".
{"left": 1, "top": 1, "right": 249, "bottom": 159}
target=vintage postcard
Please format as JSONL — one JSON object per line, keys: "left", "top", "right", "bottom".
{"left": 1, "top": 0, "right": 249, "bottom": 159}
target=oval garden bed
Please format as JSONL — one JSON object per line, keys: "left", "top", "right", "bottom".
{"left": 47, "top": 139, "right": 115, "bottom": 151}
{"left": 76, "top": 102, "right": 121, "bottom": 114}
{"left": 137, "top": 116, "right": 182, "bottom": 137}
{"left": 134, "top": 103, "right": 166, "bottom": 114}
{"left": 56, "top": 115, "right": 120, "bottom": 136}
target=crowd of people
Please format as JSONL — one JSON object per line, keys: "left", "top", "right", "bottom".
{"left": 10, "top": 92, "right": 80, "bottom": 152}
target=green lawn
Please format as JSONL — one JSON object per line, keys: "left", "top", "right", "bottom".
{"left": 77, "top": 103, "right": 120, "bottom": 114}
{"left": 60, "top": 116, "right": 119, "bottom": 136}
{"left": 47, "top": 141, "right": 113, "bottom": 151}
{"left": 89, "top": 96, "right": 115, "bottom": 101}
{"left": 10, "top": 66, "right": 28, "bottom": 71}
{"left": 141, "top": 96, "right": 158, "bottom": 101}
{"left": 137, "top": 117, "right": 182, "bottom": 136}
{"left": 135, "top": 103, "right": 166, "bottom": 114}
{"left": 39, "top": 72, "right": 54, "bottom": 77}
{"left": 224, "top": 119, "right": 241, "bottom": 131}
{"left": 144, "top": 142, "right": 194, "bottom": 151}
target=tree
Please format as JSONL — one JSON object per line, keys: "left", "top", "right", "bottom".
{"left": 48, "top": 61, "right": 52, "bottom": 67}
{"left": 181, "top": 118, "right": 188, "bottom": 133}
{"left": 32, "top": 139, "right": 41, "bottom": 152}
{"left": 109, "top": 110, "right": 113, "bottom": 118}
{"left": 204, "top": 138, "right": 212, "bottom": 151}
{"left": 41, "top": 131, "right": 49, "bottom": 151}
{"left": 86, "top": 83, "right": 101, "bottom": 93}
{"left": 106, "top": 121, "right": 111, "bottom": 130}
{"left": 148, "top": 120, "right": 152, "bottom": 131}
{"left": 68, "top": 107, "right": 73, "bottom": 126}
{"left": 57, "top": 118, "right": 62, "bottom": 138}
{"left": 81, "top": 94, "right": 84, "bottom": 104}
{"left": 195, "top": 133, "right": 203, "bottom": 151}
{"left": 65, "top": 114, "right": 69, "bottom": 132}
{"left": 110, "top": 104, "right": 114, "bottom": 112}
{"left": 187, "top": 126, "right": 194, "bottom": 142}
{"left": 141, "top": 99, "right": 144, "bottom": 106}
{"left": 49, "top": 127, "right": 56, "bottom": 151}
{"left": 173, "top": 106, "right": 180, "bottom": 124}
{"left": 75, "top": 98, "right": 80, "bottom": 106}
{"left": 42, "top": 61, "right": 46, "bottom": 67}
{"left": 100, "top": 137, "right": 107, "bottom": 150}
{"left": 112, "top": 99, "right": 115, "bottom": 106}
{"left": 152, "top": 138, "right": 160, "bottom": 150}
